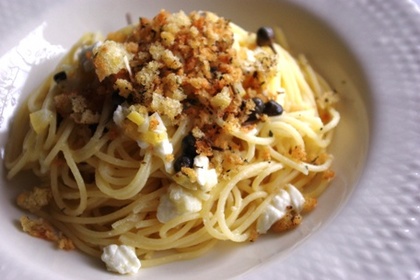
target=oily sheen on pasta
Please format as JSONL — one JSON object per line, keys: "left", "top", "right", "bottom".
{"left": 5, "top": 10, "right": 340, "bottom": 273}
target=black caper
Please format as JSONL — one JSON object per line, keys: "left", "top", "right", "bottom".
{"left": 263, "top": 100, "right": 283, "bottom": 116}
{"left": 53, "top": 71, "right": 67, "bottom": 83}
{"left": 111, "top": 90, "right": 125, "bottom": 106}
{"left": 256, "top": 27, "right": 276, "bottom": 53}
{"left": 246, "top": 113, "right": 258, "bottom": 122}
{"left": 182, "top": 134, "right": 197, "bottom": 157}
{"left": 252, "top": 97, "right": 265, "bottom": 114}
{"left": 174, "top": 155, "right": 193, "bottom": 172}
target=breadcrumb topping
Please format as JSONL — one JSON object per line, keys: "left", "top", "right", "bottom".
{"left": 20, "top": 216, "right": 75, "bottom": 250}
{"left": 51, "top": 10, "right": 289, "bottom": 169}
{"left": 16, "top": 187, "right": 51, "bottom": 213}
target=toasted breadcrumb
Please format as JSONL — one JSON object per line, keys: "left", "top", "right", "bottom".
{"left": 269, "top": 196, "right": 317, "bottom": 232}
{"left": 16, "top": 187, "right": 51, "bottom": 213}
{"left": 270, "top": 212, "right": 302, "bottom": 232}
{"left": 20, "top": 216, "right": 57, "bottom": 240}
{"left": 148, "top": 116, "right": 160, "bottom": 131}
{"left": 290, "top": 146, "right": 307, "bottom": 162}
{"left": 93, "top": 40, "right": 133, "bottom": 81}
{"left": 54, "top": 92, "right": 100, "bottom": 124}
{"left": 113, "top": 78, "right": 133, "bottom": 98}
{"left": 19, "top": 216, "right": 75, "bottom": 250}
{"left": 151, "top": 92, "right": 183, "bottom": 121}
{"left": 302, "top": 196, "right": 317, "bottom": 213}
{"left": 322, "top": 169, "right": 335, "bottom": 180}
{"left": 181, "top": 167, "right": 197, "bottom": 183}
{"left": 57, "top": 237, "right": 76, "bottom": 250}
{"left": 52, "top": 10, "right": 290, "bottom": 174}
{"left": 260, "top": 146, "right": 271, "bottom": 161}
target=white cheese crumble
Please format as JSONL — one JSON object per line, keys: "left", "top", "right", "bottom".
{"left": 257, "top": 184, "right": 305, "bottom": 234}
{"left": 112, "top": 105, "right": 126, "bottom": 127}
{"left": 193, "top": 155, "right": 218, "bottom": 192}
{"left": 101, "top": 244, "right": 141, "bottom": 275}
{"left": 157, "top": 184, "right": 202, "bottom": 223}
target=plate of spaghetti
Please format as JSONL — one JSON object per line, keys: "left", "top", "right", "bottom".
{"left": 0, "top": 0, "right": 419, "bottom": 279}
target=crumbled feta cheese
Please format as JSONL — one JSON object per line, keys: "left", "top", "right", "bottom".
{"left": 155, "top": 139, "right": 173, "bottom": 159}
{"left": 155, "top": 139, "right": 174, "bottom": 173}
{"left": 101, "top": 244, "right": 141, "bottom": 275}
{"left": 157, "top": 184, "right": 202, "bottom": 223}
{"left": 112, "top": 105, "right": 126, "bottom": 127}
{"left": 193, "top": 155, "right": 218, "bottom": 192}
{"left": 156, "top": 193, "right": 178, "bottom": 223}
{"left": 257, "top": 184, "right": 305, "bottom": 234}
{"left": 193, "top": 154, "right": 209, "bottom": 169}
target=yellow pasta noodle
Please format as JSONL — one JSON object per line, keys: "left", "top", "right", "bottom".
{"left": 5, "top": 10, "right": 339, "bottom": 273}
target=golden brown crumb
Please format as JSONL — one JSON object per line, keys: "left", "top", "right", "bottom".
{"left": 148, "top": 116, "right": 160, "bottom": 131}
{"left": 151, "top": 92, "right": 183, "bottom": 121}
{"left": 20, "top": 216, "right": 57, "bottom": 240}
{"left": 20, "top": 216, "right": 75, "bottom": 250}
{"left": 260, "top": 146, "right": 271, "bottom": 161}
{"left": 270, "top": 196, "right": 317, "bottom": 232}
{"left": 195, "top": 138, "right": 213, "bottom": 157}
{"left": 302, "top": 196, "right": 317, "bottom": 213}
{"left": 180, "top": 167, "right": 197, "bottom": 183}
{"left": 113, "top": 78, "right": 133, "bottom": 98}
{"left": 223, "top": 151, "right": 244, "bottom": 166}
{"left": 270, "top": 212, "right": 302, "bottom": 232}
{"left": 57, "top": 236, "right": 76, "bottom": 250}
{"left": 54, "top": 92, "right": 100, "bottom": 124}
{"left": 16, "top": 187, "right": 51, "bottom": 213}
{"left": 94, "top": 40, "right": 134, "bottom": 81}
{"left": 322, "top": 169, "right": 335, "bottom": 181}
{"left": 290, "top": 146, "right": 307, "bottom": 162}
{"left": 165, "top": 154, "right": 174, "bottom": 163}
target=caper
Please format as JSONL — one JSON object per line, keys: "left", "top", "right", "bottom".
{"left": 256, "top": 27, "right": 276, "bottom": 53}
{"left": 53, "top": 71, "right": 67, "bottom": 83}
{"left": 252, "top": 97, "right": 265, "bottom": 114}
{"left": 182, "top": 134, "right": 197, "bottom": 157}
{"left": 263, "top": 100, "right": 283, "bottom": 116}
{"left": 174, "top": 155, "right": 193, "bottom": 172}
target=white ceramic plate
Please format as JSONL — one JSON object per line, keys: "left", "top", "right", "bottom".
{"left": 1, "top": 0, "right": 419, "bottom": 279}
